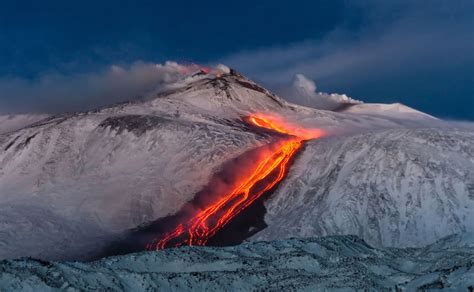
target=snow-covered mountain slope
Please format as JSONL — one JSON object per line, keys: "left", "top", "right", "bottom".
{"left": 1, "top": 233, "right": 473, "bottom": 291}
{"left": 0, "top": 116, "right": 268, "bottom": 260}
{"left": 340, "top": 102, "right": 436, "bottom": 120}
{"left": 0, "top": 70, "right": 342, "bottom": 260}
{"left": 0, "top": 114, "right": 49, "bottom": 135}
{"left": 254, "top": 127, "right": 474, "bottom": 248}
{"left": 0, "top": 72, "right": 291, "bottom": 260}
{"left": 0, "top": 68, "right": 471, "bottom": 261}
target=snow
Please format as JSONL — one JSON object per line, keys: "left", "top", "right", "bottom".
{"left": 0, "top": 69, "right": 472, "bottom": 262}
{"left": 0, "top": 233, "right": 472, "bottom": 291}
{"left": 341, "top": 102, "right": 437, "bottom": 120}
{"left": 0, "top": 114, "right": 49, "bottom": 135}
{"left": 253, "top": 127, "right": 474, "bottom": 248}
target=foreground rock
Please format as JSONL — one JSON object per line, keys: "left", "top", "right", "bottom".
{"left": 1, "top": 233, "right": 473, "bottom": 291}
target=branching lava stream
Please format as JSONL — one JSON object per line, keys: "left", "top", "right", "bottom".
{"left": 147, "top": 114, "right": 324, "bottom": 250}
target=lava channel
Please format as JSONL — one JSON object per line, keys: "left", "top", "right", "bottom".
{"left": 147, "top": 114, "right": 324, "bottom": 250}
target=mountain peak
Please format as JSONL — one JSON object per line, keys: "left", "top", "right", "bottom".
{"left": 144, "top": 68, "right": 288, "bottom": 115}
{"left": 340, "top": 102, "right": 436, "bottom": 120}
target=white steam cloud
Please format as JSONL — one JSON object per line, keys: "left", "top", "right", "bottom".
{"left": 0, "top": 61, "right": 224, "bottom": 114}
{"left": 220, "top": 0, "right": 473, "bottom": 119}
{"left": 280, "top": 74, "right": 361, "bottom": 110}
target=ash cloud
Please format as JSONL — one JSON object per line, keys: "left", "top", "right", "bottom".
{"left": 0, "top": 61, "right": 205, "bottom": 114}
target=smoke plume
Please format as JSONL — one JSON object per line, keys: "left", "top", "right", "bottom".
{"left": 0, "top": 61, "right": 211, "bottom": 114}
{"left": 278, "top": 74, "right": 361, "bottom": 110}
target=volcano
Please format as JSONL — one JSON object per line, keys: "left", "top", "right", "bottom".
{"left": 0, "top": 68, "right": 473, "bottom": 261}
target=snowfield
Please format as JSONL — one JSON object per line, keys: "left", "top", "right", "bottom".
{"left": 254, "top": 127, "right": 474, "bottom": 248}
{"left": 0, "top": 69, "right": 473, "bottom": 263}
{"left": 0, "top": 233, "right": 473, "bottom": 291}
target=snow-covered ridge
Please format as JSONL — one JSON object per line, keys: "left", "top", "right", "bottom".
{"left": 0, "top": 114, "right": 49, "bottom": 135}
{"left": 0, "top": 233, "right": 472, "bottom": 291}
{"left": 340, "top": 102, "right": 436, "bottom": 120}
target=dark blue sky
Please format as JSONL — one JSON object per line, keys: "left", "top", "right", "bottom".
{"left": 1, "top": 0, "right": 473, "bottom": 120}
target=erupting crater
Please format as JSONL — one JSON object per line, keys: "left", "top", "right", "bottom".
{"left": 147, "top": 114, "right": 324, "bottom": 250}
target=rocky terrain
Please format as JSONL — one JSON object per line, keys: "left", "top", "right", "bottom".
{"left": 1, "top": 233, "right": 473, "bottom": 291}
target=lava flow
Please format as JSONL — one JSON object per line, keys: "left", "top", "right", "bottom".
{"left": 147, "top": 114, "right": 324, "bottom": 250}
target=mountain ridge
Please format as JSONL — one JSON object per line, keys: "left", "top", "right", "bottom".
{"left": 0, "top": 69, "right": 472, "bottom": 261}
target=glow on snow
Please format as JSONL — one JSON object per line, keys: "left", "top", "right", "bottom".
{"left": 147, "top": 114, "right": 324, "bottom": 250}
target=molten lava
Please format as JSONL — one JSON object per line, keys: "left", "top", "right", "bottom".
{"left": 248, "top": 114, "right": 324, "bottom": 140}
{"left": 147, "top": 114, "right": 324, "bottom": 250}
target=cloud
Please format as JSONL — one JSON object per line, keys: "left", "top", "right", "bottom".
{"left": 0, "top": 61, "right": 207, "bottom": 114}
{"left": 277, "top": 74, "right": 361, "bottom": 110}
{"left": 220, "top": 0, "right": 474, "bottom": 98}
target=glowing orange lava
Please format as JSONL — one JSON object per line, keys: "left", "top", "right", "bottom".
{"left": 147, "top": 114, "right": 324, "bottom": 250}
{"left": 248, "top": 113, "right": 325, "bottom": 140}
